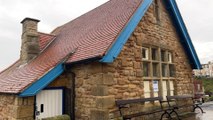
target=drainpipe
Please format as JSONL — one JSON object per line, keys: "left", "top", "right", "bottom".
{"left": 70, "top": 72, "right": 76, "bottom": 120}
{"left": 65, "top": 68, "right": 76, "bottom": 120}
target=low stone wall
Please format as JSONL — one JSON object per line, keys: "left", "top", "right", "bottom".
{"left": 0, "top": 94, "right": 34, "bottom": 119}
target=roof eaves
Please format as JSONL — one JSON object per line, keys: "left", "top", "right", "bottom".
{"left": 166, "top": 0, "right": 202, "bottom": 69}
{"left": 99, "top": 0, "right": 153, "bottom": 63}
{"left": 18, "top": 63, "right": 64, "bottom": 97}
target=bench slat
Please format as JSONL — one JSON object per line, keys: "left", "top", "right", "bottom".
{"left": 116, "top": 96, "right": 163, "bottom": 106}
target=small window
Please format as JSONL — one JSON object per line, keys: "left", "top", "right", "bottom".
{"left": 162, "top": 81, "right": 167, "bottom": 100}
{"left": 144, "top": 81, "right": 151, "bottom": 98}
{"left": 143, "top": 62, "right": 150, "bottom": 77}
{"left": 142, "top": 47, "right": 149, "bottom": 60}
{"left": 162, "top": 64, "right": 168, "bottom": 77}
{"left": 153, "top": 63, "right": 159, "bottom": 77}
{"left": 169, "top": 81, "right": 174, "bottom": 96}
{"left": 152, "top": 48, "right": 158, "bottom": 60}
{"left": 161, "top": 50, "right": 166, "bottom": 62}
{"left": 153, "top": 80, "right": 159, "bottom": 97}
{"left": 168, "top": 52, "right": 172, "bottom": 63}
{"left": 169, "top": 64, "right": 175, "bottom": 77}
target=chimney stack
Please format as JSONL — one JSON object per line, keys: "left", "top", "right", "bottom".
{"left": 20, "top": 18, "right": 40, "bottom": 64}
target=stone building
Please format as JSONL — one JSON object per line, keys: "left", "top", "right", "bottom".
{"left": 0, "top": 0, "right": 201, "bottom": 120}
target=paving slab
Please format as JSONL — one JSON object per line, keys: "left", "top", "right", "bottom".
{"left": 184, "top": 101, "right": 213, "bottom": 120}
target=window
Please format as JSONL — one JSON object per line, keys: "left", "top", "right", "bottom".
{"left": 153, "top": 80, "right": 159, "bottom": 97}
{"left": 142, "top": 46, "right": 175, "bottom": 99}
{"left": 152, "top": 48, "right": 158, "bottom": 60}
{"left": 168, "top": 52, "right": 172, "bottom": 63}
{"left": 169, "top": 81, "right": 174, "bottom": 96}
{"left": 144, "top": 81, "right": 151, "bottom": 98}
{"left": 142, "top": 47, "right": 149, "bottom": 60}
{"left": 143, "top": 62, "right": 150, "bottom": 77}
{"left": 162, "top": 80, "right": 175, "bottom": 99}
{"left": 153, "top": 63, "right": 159, "bottom": 77}
{"left": 162, "top": 64, "right": 168, "bottom": 77}
{"left": 169, "top": 64, "right": 175, "bottom": 77}
{"left": 161, "top": 50, "right": 166, "bottom": 62}
{"left": 162, "top": 81, "right": 167, "bottom": 100}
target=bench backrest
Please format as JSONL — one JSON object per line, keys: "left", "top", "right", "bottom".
{"left": 166, "top": 95, "right": 193, "bottom": 100}
{"left": 116, "top": 96, "right": 163, "bottom": 106}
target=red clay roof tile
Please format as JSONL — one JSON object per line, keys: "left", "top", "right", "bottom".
{"left": 38, "top": 32, "right": 56, "bottom": 50}
{"left": 0, "top": 0, "right": 143, "bottom": 93}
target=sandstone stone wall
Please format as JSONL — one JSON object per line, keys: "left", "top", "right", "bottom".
{"left": 0, "top": 94, "right": 34, "bottom": 120}
{"left": 70, "top": 1, "right": 194, "bottom": 120}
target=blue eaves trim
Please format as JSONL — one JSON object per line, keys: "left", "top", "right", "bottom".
{"left": 100, "top": 0, "right": 153, "bottom": 63}
{"left": 19, "top": 63, "right": 64, "bottom": 97}
{"left": 167, "top": 0, "right": 201, "bottom": 69}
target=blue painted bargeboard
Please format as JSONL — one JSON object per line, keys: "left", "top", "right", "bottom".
{"left": 167, "top": 0, "right": 201, "bottom": 69}
{"left": 19, "top": 63, "right": 64, "bottom": 97}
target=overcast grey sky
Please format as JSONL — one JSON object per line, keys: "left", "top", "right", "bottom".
{"left": 0, "top": 0, "right": 212, "bottom": 71}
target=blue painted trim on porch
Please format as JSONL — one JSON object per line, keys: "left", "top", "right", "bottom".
{"left": 19, "top": 63, "right": 64, "bottom": 97}
{"left": 166, "top": 0, "right": 201, "bottom": 69}
{"left": 100, "top": 0, "right": 153, "bottom": 63}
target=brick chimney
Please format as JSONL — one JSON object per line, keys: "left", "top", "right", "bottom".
{"left": 20, "top": 18, "right": 40, "bottom": 64}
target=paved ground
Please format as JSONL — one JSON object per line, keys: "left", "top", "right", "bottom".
{"left": 184, "top": 101, "right": 213, "bottom": 120}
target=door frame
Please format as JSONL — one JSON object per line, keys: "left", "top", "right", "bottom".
{"left": 34, "top": 87, "right": 65, "bottom": 119}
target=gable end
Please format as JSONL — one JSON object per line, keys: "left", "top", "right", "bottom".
{"left": 100, "top": 0, "right": 201, "bottom": 70}
{"left": 100, "top": 0, "right": 153, "bottom": 63}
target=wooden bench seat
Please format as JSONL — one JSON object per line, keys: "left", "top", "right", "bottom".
{"left": 116, "top": 97, "right": 172, "bottom": 120}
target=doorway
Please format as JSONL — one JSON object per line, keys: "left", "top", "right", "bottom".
{"left": 35, "top": 88, "right": 63, "bottom": 119}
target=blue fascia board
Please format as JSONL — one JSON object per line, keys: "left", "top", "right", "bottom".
{"left": 167, "top": 0, "right": 202, "bottom": 69}
{"left": 100, "top": 0, "right": 153, "bottom": 63}
{"left": 19, "top": 63, "right": 64, "bottom": 97}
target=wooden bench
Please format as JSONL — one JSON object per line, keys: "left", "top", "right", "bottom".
{"left": 115, "top": 96, "right": 172, "bottom": 120}
{"left": 166, "top": 95, "right": 205, "bottom": 120}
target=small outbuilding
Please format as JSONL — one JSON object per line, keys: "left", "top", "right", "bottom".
{"left": 0, "top": 0, "right": 201, "bottom": 119}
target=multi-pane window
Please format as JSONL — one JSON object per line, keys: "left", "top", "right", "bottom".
{"left": 142, "top": 46, "right": 175, "bottom": 99}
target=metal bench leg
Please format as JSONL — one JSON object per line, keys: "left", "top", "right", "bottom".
{"left": 170, "top": 110, "right": 181, "bottom": 120}
{"left": 160, "top": 111, "right": 172, "bottom": 120}
{"left": 193, "top": 105, "right": 205, "bottom": 113}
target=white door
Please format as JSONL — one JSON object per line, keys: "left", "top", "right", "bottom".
{"left": 35, "top": 89, "right": 63, "bottom": 120}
